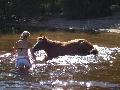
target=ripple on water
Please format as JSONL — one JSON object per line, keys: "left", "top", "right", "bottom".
{"left": 0, "top": 80, "right": 120, "bottom": 90}
{"left": 0, "top": 46, "right": 120, "bottom": 90}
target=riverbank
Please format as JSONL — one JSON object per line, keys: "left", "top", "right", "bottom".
{"left": 27, "top": 13, "right": 120, "bottom": 33}
{"left": 5, "top": 13, "right": 120, "bottom": 33}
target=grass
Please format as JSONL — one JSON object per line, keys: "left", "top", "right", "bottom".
{"left": 0, "top": 30, "right": 120, "bottom": 51}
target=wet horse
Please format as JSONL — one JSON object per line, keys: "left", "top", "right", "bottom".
{"left": 32, "top": 36, "right": 98, "bottom": 61}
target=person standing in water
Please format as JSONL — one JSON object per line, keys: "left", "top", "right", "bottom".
{"left": 14, "top": 31, "right": 36, "bottom": 73}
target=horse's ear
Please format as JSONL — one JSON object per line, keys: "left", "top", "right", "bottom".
{"left": 43, "top": 36, "right": 46, "bottom": 39}
{"left": 40, "top": 33, "right": 43, "bottom": 37}
{"left": 42, "top": 36, "right": 47, "bottom": 41}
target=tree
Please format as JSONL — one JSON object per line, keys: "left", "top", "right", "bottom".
{"left": 12, "top": 0, "right": 42, "bottom": 17}
{"left": 63, "top": 0, "right": 115, "bottom": 19}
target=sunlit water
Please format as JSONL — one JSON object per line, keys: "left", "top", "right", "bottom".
{"left": 0, "top": 45, "right": 120, "bottom": 90}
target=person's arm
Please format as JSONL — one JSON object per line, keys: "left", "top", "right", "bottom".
{"left": 13, "top": 42, "right": 17, "bottom": 53}
{"left": 28, "top": 41, "right": 36, "bottom": 61}
{"left": 30, "top": 47, "right": 36, "bottom": 61}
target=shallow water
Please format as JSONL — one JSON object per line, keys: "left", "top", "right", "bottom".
{"left": 0, "top": 45, "right": 120, "bottom": 90}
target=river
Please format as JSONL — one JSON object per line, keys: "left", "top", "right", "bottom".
{"left": 0, "top": 45, "right": 120, "bottom": 90}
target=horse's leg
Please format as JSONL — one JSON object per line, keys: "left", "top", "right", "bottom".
{"left": 43, "top": 56, "right": 53, "bottom": 62}
{"left": 43, "top": 56, "right": 49, "bottom": 62}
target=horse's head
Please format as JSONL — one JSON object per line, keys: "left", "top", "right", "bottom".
{"left": 32, "top": 36, "right": 47, "bottom": 52}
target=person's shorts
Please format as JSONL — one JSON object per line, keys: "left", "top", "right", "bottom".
{"left": 16, "top": 56, "right": 32, "bottom": 68}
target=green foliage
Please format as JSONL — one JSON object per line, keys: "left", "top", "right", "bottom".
{"left": 63, "top": 0, "right": 114, "bottom": 19}
{"left": 0, "top": 0, "right": 10, "bottom": 16}
{"left": 9, "top": 0, "right": 62, "bottom": 17}
{"left": 11, "top": 0, "right": 42, "bottom": 17}
{"left": 0, "top": 0, "right": 119, "bottom": 19}
{"left": 0, "top": 0, "right": 120, "bottom": 34}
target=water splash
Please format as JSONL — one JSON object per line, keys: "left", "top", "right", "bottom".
{"left": 0, "top": 46, "right": 120, "bottom": 90}
{"left": 34, "top": 45, "right": 120, "bottom": 65}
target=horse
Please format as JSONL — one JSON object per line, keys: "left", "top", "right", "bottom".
{"left": 32, "top": 36, "right": 98, "bottom": 61}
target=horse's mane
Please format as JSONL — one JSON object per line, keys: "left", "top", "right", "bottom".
{"left": 37, "top": 36, "right": 85, "bottom": 46}
{"left": 37, "top": 36, "right": 63, "bottom": 46}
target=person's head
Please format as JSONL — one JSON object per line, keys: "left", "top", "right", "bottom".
{"left": 20, "top": 31, "right": 30, "bottom": 39}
